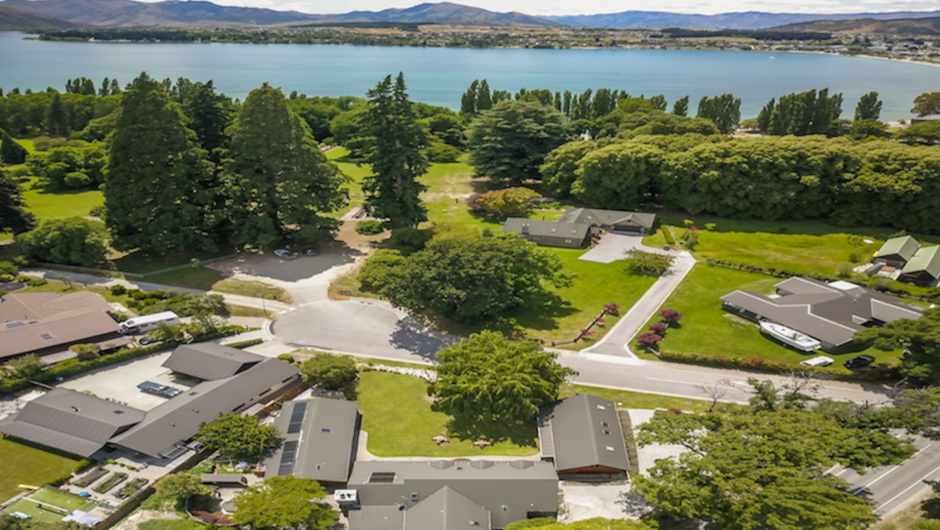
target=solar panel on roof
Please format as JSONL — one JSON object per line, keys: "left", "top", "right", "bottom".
{"left": 286, "top": 401, "right": 308, "bottom": 434}
{"left": 369, "top": 472, "right": 396, "bottom": 483}
{"left": 4, "top": 322, "right": 25, "bottom": 329}
{"left": 279, "top": 440, "right": 299, "bottom": 475}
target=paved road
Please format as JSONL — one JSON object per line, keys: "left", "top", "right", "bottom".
{"left": 584, "top": 253, "right": 696, "bottom": 357}
{"left": 834, "top": 435, "right": 940, "bottom": 518}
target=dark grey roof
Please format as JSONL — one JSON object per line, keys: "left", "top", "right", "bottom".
{"left": 348, "top": 506, "right": 404, "bottom": 530}
{"left": 721, "top": 277, "right": 922, "bottom": 347}
{"left": 538, "top": 394, "right": 629, "bottom": 473}
{"left": 404, "top": 487, "right": 490, "bottom": 530}
{"left": 0, "top": 389, "right": 144, "bottom": 457}
{"left": 558, "top": 208, "right": 656, "bottom": 229}
{"left": 502, "top": 218, "right": 590, "bottom": 240}
{"left": 162, "top": 343, "right": 263, "bottom": 381}
{"left": 266, "top": 398, "right": 360, "bottom": 483}
{"left": 111, "top": 358, "right": 300, "bottom": 457}
{"left": 348, "top": 461, "right": 557, "bottom": 529}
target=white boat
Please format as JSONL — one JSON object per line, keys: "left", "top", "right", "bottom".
{"left": 759, "top": 321, "right": 821, "bottom": 352}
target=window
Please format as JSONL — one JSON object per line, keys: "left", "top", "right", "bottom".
{"left": 369, "top": 472, "right": 396, "bottom": 484}
{"left": 601, "top": 421, "right": 609, "bottom": 427}
{"left": 40, "top": 333, "right": 53, "bottom": 340}
{"left": 321, "top": 428, "right": 332, "bottom": 433}
{"left": 565, "top": 239, "right": 572, "bottom": 244}
{"left": 603, "top": 429, "right": 610, "bottom": 435}
{"left": 606, "top": 446, "right": 615, "bottom": 452}
{"left": 596, "top": 404, "right": 606, "bottom": 411}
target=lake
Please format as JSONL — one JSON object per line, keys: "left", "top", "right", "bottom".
{"left": 2, "top": 31, "right": 939, "bottom": 119}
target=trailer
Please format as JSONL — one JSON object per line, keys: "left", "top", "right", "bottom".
{"left": 119, "top": 311, "right": 181, "bottom": 335}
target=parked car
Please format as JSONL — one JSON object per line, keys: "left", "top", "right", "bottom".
{"left": 137, "top": 381, "right": 182, "bottom": 399}
{"left": 301, "top": 248, "right": 319, "bottom": 256}
{"left": 843, "top": 354, "right": 876, "bottom": 369}
{"left": 138, "top": 336, "right": 156, "bottom": 346}
{"left": 799, "top": 355, "right": 834, "bottom": 367}
{"left": 274, "top": 249, "right": 298, "bottom": 260}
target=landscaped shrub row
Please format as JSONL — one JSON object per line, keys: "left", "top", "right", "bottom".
{"left": 0, "top": 326, "right": 246, "bottom": 395}
{"left": 226, "top": 338, "right": 264, "bottom": 349}
{"left": 704, "top": 259, "right": 935, "bottom": 302}
{"left": 109, "top": 286, "right": 229, "bottom": 317}
{"left": 116, "top": 478, "right": 148, "bottom": 499}
{"left": 658, "top": 350, "right": 900, "bottom": 381}
{"left": 93, "top": 472, "right": 127, "bottom": 493}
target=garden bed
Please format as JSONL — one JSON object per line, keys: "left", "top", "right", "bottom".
{"left": 72, "top": 467, "right": 108, "bottom": 488}
{"left": 93, "top": 472, "right": 127, "bottom": 493}
{"left": 115, "top": 477, "right": 148, "bottom": 499}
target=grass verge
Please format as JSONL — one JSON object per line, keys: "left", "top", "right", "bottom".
{"left": 211, "top": 278, "right": 293, "bottom": 304}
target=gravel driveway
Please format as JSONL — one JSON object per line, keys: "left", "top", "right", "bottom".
{"left": 579, "top": 233, "right": 673, "bottom": 264}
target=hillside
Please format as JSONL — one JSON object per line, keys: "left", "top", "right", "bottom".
{"left": 0, "top": 0, "right": 561, "bottom": 27}
{"left": 0, "top": 3, "right": 86, "bottom": 29}
{"left": 773, "top": 16, "right": 940, "bottom": 36}
{"left": 545, "top": 10, "right": 940, "bottom": 30}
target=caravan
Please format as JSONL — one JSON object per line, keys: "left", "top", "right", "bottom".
{"left": 119, "top": 311, "right": 181, "bottom": 335}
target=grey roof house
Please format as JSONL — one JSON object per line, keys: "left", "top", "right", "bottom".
{"left": 111, "top": 357, "right": 301, "bottom": 458}
{"left": 0, "top": 291, "right": 128, "bottom": 361}
{"left": 0, "top": 389, "right": 145, "bottom": 457}
{"left": 537, "top": 394, "right": 629, "bottom": 476}
{"left": 162, "top": 343, "right": 263, "bottom": 381}
{"left": 503, "top": 208, "right": 656, "bottom": 249}
{"left": 345, "top": 460, "right": 558, "bottom": 530}
{"left": 265, "top": 398, "right": 361, "bottom": 484}
{"left": 721, "top": 277, "right": 922, "bottom": 351}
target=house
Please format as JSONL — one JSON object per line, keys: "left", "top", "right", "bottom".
{"left": 899, "top": 245, "right": 940, "bottom": 286}
{"left": 872, "top": 236, "right": 921, "bottom": 269}
{"left": 162, "top": 343, "right": 263, "bottom": 381}
{"left": 537, "top": 394, "right": 629, "bottom": 476}
{"left": 0, "top": 291, "right": 128, "bottom": 362}
{"left": 503, "top": 208, "right": 656, "bottom": 248}
{"left": 911, "top": 114, "right": 940, "bottom": 125}
{"left": 0, "top": 388, "right": 145, "bottom": 458}
{"left": 110, "top": 357, "right": 302, "bottom": 459}
{"left": 344, "top": 460, "right": 558, "bottom": 530}
{"left": 264, "top": 398, "right": 361, "bottom": 485}
{"left": 721, "top": 277, "right": 922, "bottom": 351}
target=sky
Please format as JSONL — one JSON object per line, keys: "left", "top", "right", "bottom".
{"left": 152, "top": 0, "right": 940, "bottom": 17}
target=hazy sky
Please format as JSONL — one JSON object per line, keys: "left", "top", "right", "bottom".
{"left": 161, "top": 0, "right": 940, "bottom": 17}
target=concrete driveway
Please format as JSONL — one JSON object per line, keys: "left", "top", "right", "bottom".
{"left": 579, "top": 233, "right": 673, "bottom": 264}
{"left": 272, "top": 300, "right": 461, "bottom": 361}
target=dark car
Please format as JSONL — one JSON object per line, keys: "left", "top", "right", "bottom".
{"left": 138, "top": 381, "right": 182, "bottom": 399}
{"left": 843, "top": 355, "right": 876, "bottom": 369}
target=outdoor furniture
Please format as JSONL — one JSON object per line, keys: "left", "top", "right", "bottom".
{"left": 432, "top": 435, "right": 449, "bottom": 445}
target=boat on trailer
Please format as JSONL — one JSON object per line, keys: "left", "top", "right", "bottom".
{"left": 759, "top": 321, "right": 821, "bottom": 352}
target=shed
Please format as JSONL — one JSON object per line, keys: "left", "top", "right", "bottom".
{"left": 900, "top": 245, "right": 940, "bottom": 286}
{"left": 537, "top": 394, "right": 629, "bottom": 475}
{"left": 873, "top": 236, "right": 921, "bottom": 268}
{"left": 201, "top": 474, "right": 248, "bottom": 486}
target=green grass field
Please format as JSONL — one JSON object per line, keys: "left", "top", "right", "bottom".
{"left": 4, "top": 488, "right": 96, "bottom": 523}
{"left": 561, "top": 385, "right": 715, "bottom": 413}
{"left": 635, "top": 264, "right": 902, "bottom": 373}
{"left": 358, "top": 371, "right": 539, "bottom": 457}
{"left": 0, "top": 440, "right": 79, "bottom": 504}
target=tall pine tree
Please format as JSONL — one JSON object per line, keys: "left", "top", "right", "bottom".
{"left": 183, "top": 80, "right": 231, "bottom": 163}
{"left": 0, "top": 168, "right": 36, "bottom": 234}
{"left": 45, "top": 93, "right": 69, "bottom": 137}
{"left": 0, "top": 130, "right": 29, "bottom": 165}
{"left": 224, "top": 83, "right": 347, "bottom": 248}
{"left": 361, "top": 73, "right": 429, "bottom": 229}
{"left": 105, "top": 72, "right": 217, "bottom": 253}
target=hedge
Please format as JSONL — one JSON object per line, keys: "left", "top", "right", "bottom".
{"left": 45, "top": 458, "right": 95, "bottom": 487}
{"left": 0, "top": 326, "right": 246, "bottom": 395}
{"left": 658, "top": 349, "right": 900, "bottom": 381}
{"left": 226, "top": 338, "right": 264, "bottom": 349}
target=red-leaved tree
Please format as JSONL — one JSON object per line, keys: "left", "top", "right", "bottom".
{"left": 649, "top": 322, "right": 670, "bottom": 335}
{"left": 659, "top": 308, "right": 684, "bottom": 324}
{"left": 637, "top": 333, "right": 662, "bottom": 349}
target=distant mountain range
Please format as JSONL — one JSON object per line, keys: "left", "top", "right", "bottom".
{"left": 0, "top": 3, "right": 87, "bottom": 29}
{"left": 545, "top": 10, "right": 940, "bottom": 30}
{"left": 3, "top": 0, "right": 940, "bottom": 32}
{"left": 773, "top": 15, "right": 940, "bottom": 36}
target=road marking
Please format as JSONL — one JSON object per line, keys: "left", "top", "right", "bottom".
{"left": 835, "top": 468, "right": 849, "bottom": 476}
{"left": 646, "top": 377, "right": 746, "bottom": 391}
{"left": 877, "top": 462, "right": 940, "bottom": 511}
{"left": 851, "top": 444, "right": 931, "bottom": 493}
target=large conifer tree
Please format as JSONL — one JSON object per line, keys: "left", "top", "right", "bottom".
{"left": 182, "top": 80, "right": 231, "bottom": 163}
{"left": 0, "top": 130, "right": 28, "bottom": 165}
{"left": 105, "top": 72, "right": 217, "bottom": 253}
{"left": 0, "top": 168, "right": 36, "bottom": 234}
{"left": 361, "top": 73, "right": 429, "bottom": 229}
{"left": 224, "top": 83, "right": 346, "bottom": 248}
{"left": 45, "top": 92, "right": 69, "bottom": 137}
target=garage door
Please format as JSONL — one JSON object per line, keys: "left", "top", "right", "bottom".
{"left": 613, "top": 224, "right": 641, "bottom": 232}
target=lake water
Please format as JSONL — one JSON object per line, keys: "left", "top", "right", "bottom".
{"left": 2, "top": 31, "right": 939, "bottom": 119}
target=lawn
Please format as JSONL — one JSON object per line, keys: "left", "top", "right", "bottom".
{"left": 561, "top": 385, "right": 715, "bottom": 414}
{"left": 357, "top": 371, "right": 539, "bottom": 457}
{"left": 4, "top": 488, "right": 97, "bottom": 523}
{"left": 211, "top": 278, "right": 292, "bottom": 303}
{"left": 635, "top": 264, "right": 903, "bottom": 374}
{"left": 0, "top": 439, "right": 79, "bottom": 504}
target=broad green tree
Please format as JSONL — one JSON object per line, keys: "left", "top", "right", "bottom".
{"left": 0, "top": 169, "right": 36, "bottom": 234}
{"left": 360, "top": 73, "right": 429, "bottom": 229}
{"left": 632, "top": 407, "right": 912, "bottom": 530}
{"left": 473, "top": 187, "right": 541, "bottom": 218}
{"left": 195, "top": 413, "right": 280, "bottom": 460}
{"left": 45, "top": 93, "right": 69, "bottom": 137}
{"left": 696, "top": 93, "right": 741, "bottom": 134}
{"left": 855, "top": 91, "right": 882, "bottom": 121}
{"left": 428, "top": 331, "right": 577, "bottom": 424}
{"left": 153, "top": 473, "right": 211, "bottom": 502}
{"left": 15, "top": 217, "right": 108, "bottom": 266}
{"left": 232, "top": 475, "right": 336, "bottom": 530}
{"left": 623, "top": 248, "right": 675, "bottom": 276}
{"left": 912, "top": 92, "right": 940, "bottom": 116}
{"left": 571, "top": 142, "right": 661, "bottom": 209}
{"left": 0, "top": 130, "right": 28, "bottom": 165}
{"left": 224, "top": 83, "right": 346, "bottom": 248}
{"left": 466, "top": 99, "right": 570, "bottom": 187}
{"left": 380, "top": 233, "right": 573, "bottom": 323}
{"left": 105, "top": 73, "right": 218, "bottom": 253}
{"left": 896, "top": 121, "right": 940, "bottom": 145}
{"left": 539, "top": 140, "right": 602, "bottom": 198}
{"left": 300, "top": 353, "right": 358, "bottom": 390}
{"left": 856, "top": 307, "right": 940, "bottom": 383}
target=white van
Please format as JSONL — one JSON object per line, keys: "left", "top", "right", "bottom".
{"left": 120, "top": 311, "right": 181, "bottom": 335}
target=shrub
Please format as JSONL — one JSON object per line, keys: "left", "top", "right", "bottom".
{"left": 301, "top": 353, "right": 358, "bottom": 390}
{"left": 637, "top": 332, "right": 663, "bottom": 349}
{"left": 110, "top": 284, "right": 127, "bottom": 295}
{"left": 474, "top": 187, "right": 542, "bottom": 218}
{"left": 388, "top": 227, "right": 432, "bottom": 252}
{"left": 70, "top": 343, "right": 100, "bottom": 360}
{"left": 357, "top": 249, "right": 404, "bottom": 291}
{"left": 424, "top": 141, "right": 460, "bottom": 163}
{"left": 649, "top": 322, "right": 669, "bottom": 335}
{"left": 0, "top": 261, "right": 18, "bottom": 276}
{"left": 659, "top": 308, "right": 684, "bottom": 324}
{"left": 277, "top": 353, "right": 295, "bottom": 363}
{"left": 603, "top": 302, "right": 620, "bottom": 315}
{"left": 355, "top": 220, "right": 384, "bottom": 235}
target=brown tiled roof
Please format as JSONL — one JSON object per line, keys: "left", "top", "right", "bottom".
{"left": 0, "top": 292, "right": 120, "bottom": 359}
